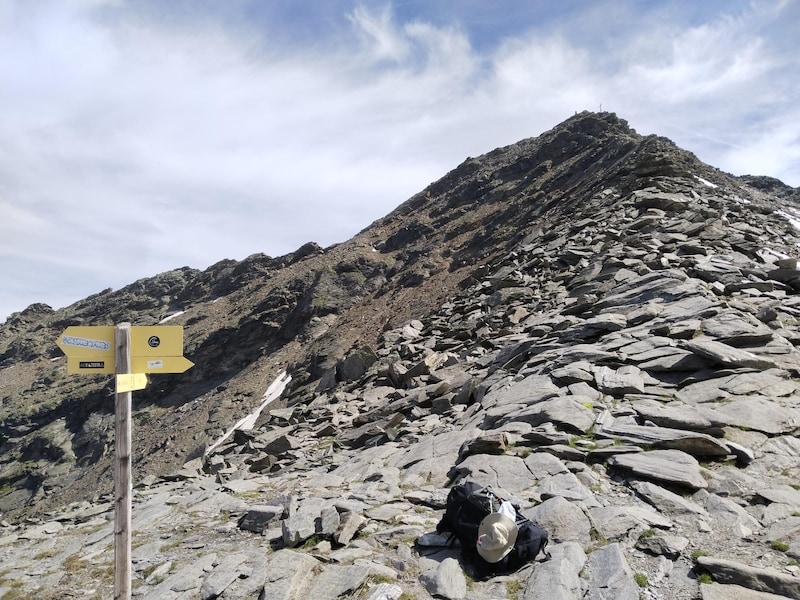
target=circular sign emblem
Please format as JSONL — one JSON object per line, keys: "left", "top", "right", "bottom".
{"left": 148, "top": 335, "right": 161, "bottom": 348}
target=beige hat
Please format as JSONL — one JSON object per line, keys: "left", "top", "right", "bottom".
{"left": 476, "top": 513, "right": 518, "bottom": 563}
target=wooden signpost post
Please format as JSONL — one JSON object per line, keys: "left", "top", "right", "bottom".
{"left": 114, "top": 324, "right": 133, "bottom": 600}
{"left": 57, "top": 323, "right": 193, "bottom": 600}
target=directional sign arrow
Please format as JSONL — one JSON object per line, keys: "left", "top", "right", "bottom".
{"left": 130, "top": 355, "right": 194, "bottom": 374}
{"left": 57, "top": 326, "right": 115, "bottom": 358}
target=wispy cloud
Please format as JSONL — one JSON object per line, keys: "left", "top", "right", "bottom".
{"left": 1, "top": 0, "right": 798, "bottom": 320}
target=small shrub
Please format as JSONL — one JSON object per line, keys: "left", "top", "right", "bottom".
{"left": 34, "top": 548, "right": 60, "bottom": 560}
{"left": 303, "top": 534, "right": 322, "bottom": 549}
{"left": 639, "top": 528, "right": 656, "bottom": 539}
{"left": 634, "top": 572, "right": 648, "bottom": 588}
{"left": 772, "top": 540, "right": 790, "bottom": 552}
{"left": 465, "top": 573, "right": 475, "bottom": 591}
{"left": 589, "top": 527, "right": 609, "bottom": 547}
{"left": 506, "top": 579, "right": 522, "bottom": 600}
{"left": 697, "top": 572, "right": 713, "bottom": 584}
{"left": 691, "top": 549, "right": 709, "bottom": 564}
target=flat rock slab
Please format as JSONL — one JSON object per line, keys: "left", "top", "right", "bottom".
{"left": 608, "top": 449, "right": 708, "bottom": 490}
{"left": 756, "top": 487, "right": 800, "bottom": 508}
{"left": 631, "top": 398, "right": 716, "bottom": 431}
{"left": 593, "top": 365, "right": 645, "bottom": 396}
{"left": 481, "top": 374, "right": 561, "bottom": 409}
{"left": 685, "top": 339, "right": 777, "bottom": 370}
{"left": 522, "top": 541, "right": 587, "bottom": 600}
{"left": 261, "top": 549, "right": 319, "bottom": 600}
{"left": 700, "top": 583, "right": 797, "bottom": 599}
{"left": 583, "top": 542, "right": 639, "bottom": 600}
{"left": 495, "top": 396, "right": 595, "bottom": 433}
{"left": 453, "top": 453, "right": 538, "bottom": 494}
{"left": 535, "top": 472, "right": 599, "bottom": 506}
{"left": 712, "top": 397, "right": 800, "bottom": 435}
{"left": 597, "top": 420, "right": 729, "bottom": 457}
{"left": 588, "top": 506, "right": 672, "bottom": 541}
{"left": 631, "top": 481, "right": 707, "bottom": 516}
{"left": 305, "top": 564, "right": 372, "bottom": 600}
{"left": 524, "top": 495, "right": 591, "bottom": 546}
{"left": 697, "top": 556, "right": 800, "bottom": 599}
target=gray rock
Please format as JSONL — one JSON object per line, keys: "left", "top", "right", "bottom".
{"left": 200, "top": 552, "right": 251, "bottom": 600}
{"left": 593, "top": 365, "right": 645, "bottom": 396}
{"left": 453, "top": 454, "right": 537, "bottom": 494}
{"left": 524, "top": 452, "right": 570, "bottom": 477}
{"left": 701, "top": 311, "right": 775, "bottom": 346}
{"left": 756, "top": 486, "right": 800, "bottom": 508}
{"left": 282, "top": 507, "right": 320, "bottom": 547}
{"left": 364, "top": 583, "right": 405, "bottom": 600}
{"left": 338, "top": 346, "right": 379, "bottom": 382}
{"left": 238, "top": 504, "right": 283, "bottom": 533}
{"left": 480, "top": 374, "right": 561, "bottom": 410}
{"left": 522, "top": 541, "right": 587, "bottom": 600}
{"left": 495, "top": 396, "right": 595, "bottom": 433}
{"left": 145, "top": 553, "right": 217, "bottom": 596}
{"left": 636, "top": 533, "right": 689, "bottom": 559}
{"left": 316, "top": 505, "right": 340, "bottom": 536}
{"left": 630, "top": 481, "right": 708, "bottom": 516}
{"left": 259, "top": 550, "right": 319, "bottom": 600}
{"left": 596, "top": 419, "right": 729, "bottom": 458}
{"left": 608, "top": 449, "right": 708, "bottom": 490}
{"left": 305, "top": 564, "right": 372, "bottom": 600}
{"left": 685, "top": 338, "right": 778, "bottom": 369}
{"left": 712, "top": 396, "right": 800, "bottom": 435}
{"left": 697, "top": 556, "right": 800, "bottom": 599}
{"left": 524, "top": 496, "right": 592, "bottom": 546}
{"left": 588, "top": 506, "right": 672, "bottom": 541}
{"left": 391, "top": 429, "right": 477, "bottom": 485}
{"left": 700, "top": 583, "right": 797, "bottom": 599}
{"left": 583, "top": 542, "right": 640, "bottom": 600}
{"left": 420, "top": 557, "right": 466, "bottom": 600}
{"left": 632, "top": 398, "right": 716, "bottom": 431}
{"left": 535, "top": 471, "right": 599, "bottom": 506}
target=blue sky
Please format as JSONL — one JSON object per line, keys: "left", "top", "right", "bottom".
{"left": 1, "top": 0, "right": 798, "bottom": 322}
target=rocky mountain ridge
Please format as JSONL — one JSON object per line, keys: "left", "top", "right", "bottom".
{"left": 3, "top": 112, "right": 800, "bottom": 599}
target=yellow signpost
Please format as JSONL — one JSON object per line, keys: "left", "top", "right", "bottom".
{"left": 57, "top": 325, "right": 192, "bottom": 375}
{"left": 56, "top": 323, "right": 192, "bottom": 600}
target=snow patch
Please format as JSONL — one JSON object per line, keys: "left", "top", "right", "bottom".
{"left": 694, "top": 175, "right": 718, "bottom": 189}
{"left": 776, "top": 208, "right": 800, "bottom": 231}
{"left": 159, "top": 311, "right": 185, "bottom": 324}
{"left": 205, "top": 371, "right": 292, "bottom": 458}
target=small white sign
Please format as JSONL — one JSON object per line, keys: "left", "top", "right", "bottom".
{"left": 147, "top": 360, "right": 164, "bottom": 369}
{"left": 61, "top": 336, "right": 111, "bottom": 351}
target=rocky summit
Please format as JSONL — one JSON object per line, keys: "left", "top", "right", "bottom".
{"left": 3, "top": 112, "right": 800, "bottom": 599}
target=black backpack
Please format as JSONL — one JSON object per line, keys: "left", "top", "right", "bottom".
{"left": 435, "top": 482, "right": 550, "bottom": 578}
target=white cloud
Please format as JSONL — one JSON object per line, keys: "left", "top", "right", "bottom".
{"left": 1, "top": 0, "right": 798, "bottom": 321}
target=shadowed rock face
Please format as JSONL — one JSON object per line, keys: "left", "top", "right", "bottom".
{"left": 2, "top": 112, "right": 800, "bottom": 599}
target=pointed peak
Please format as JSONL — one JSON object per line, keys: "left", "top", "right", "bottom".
{"left": 552, "top": 110, "right": 635, "bottom": 136}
